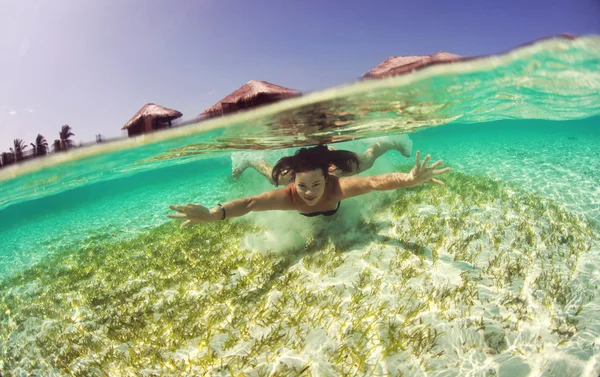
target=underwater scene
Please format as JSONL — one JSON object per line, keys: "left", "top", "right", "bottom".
{"left": 1, "top": 36, "right": 600, "bottom": 376}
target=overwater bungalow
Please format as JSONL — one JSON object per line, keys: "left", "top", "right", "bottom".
{"left": 199, "top": 80, "right": 301, "bottom": 120}
{"left": 122, "top": 103, "right": 183, "bottom": 137}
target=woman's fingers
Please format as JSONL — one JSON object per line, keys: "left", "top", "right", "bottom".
{"left": 169, "top": 205, "right": 187, "bottom": 212}
{"left": 169, "top": 204, "right": 204, "bottom": 227}
{"left": 430, "top": 178, "right": 444, "bottom": 185}
{"left": 414, "top": 151, "right": 421, "bottom": 171}
{"left": 167, "top": 214, "right": 188, "bottom": 219}
{"left": 420, "top": 154, "right": 431, "bottom": 170}
{"left": 170, "top": 204, "right": 205, "bottom": 212}
{"left": 433, "top": 167, "right": 451, "bottom": 175}
{"left": 170, "top": 204, "right": 204, "bottom": 213}
{"left": 429, "top": 159, "right": 444, "bottom": 169}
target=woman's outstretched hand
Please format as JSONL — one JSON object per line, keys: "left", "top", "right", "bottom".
{"left": 167, "top": 203, "right": 214, "bottom": 227}
{"left": 407, "top": 151, "right": 451, "bottom": 186}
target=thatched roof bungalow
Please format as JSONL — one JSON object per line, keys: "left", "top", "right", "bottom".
{"left": 362, "top": 52, "right": 462, "bottom": 79}
{"left": 122, "top": 103, "right": 183, "bottom": 137}
{"left": 199, "top": 80, "right": 301, "bottom": 120}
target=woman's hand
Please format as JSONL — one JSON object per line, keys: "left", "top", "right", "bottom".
{"left": 407, "top": 151, "right": 451, "bottom": 186}
{"left": 167, "top": 203, "right": 215, "bottom": 227}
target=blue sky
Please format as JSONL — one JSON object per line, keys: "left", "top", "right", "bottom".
{"left": 1, "top": 0, "right": 599, "bottom": 148}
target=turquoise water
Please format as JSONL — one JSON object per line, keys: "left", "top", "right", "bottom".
{"left": 1, "top": 119, "right": 598, "bottom": 278}
{"left": 0, "top": 36, "right": 599, "bottom": 376}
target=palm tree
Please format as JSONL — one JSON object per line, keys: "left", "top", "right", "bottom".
{"left": 31, "top": 134, "right": 49, "bottom": 156}
{"left": 59, "top": 125, "right": 75, "bottom": 151}
{"left": 10, "top": 139, "right": 27, "bottom": 162}
{"left": 53, "top": 139, "right": 62, "bottom": 153}
{"left": 1, "top": 152, "right": 14, "bottom": 166}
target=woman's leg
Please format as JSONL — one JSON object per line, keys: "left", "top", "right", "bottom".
{"left": 333, "top": 135, "right": 413, "bottom": 177}
{"left": 232, "top": 158, "right": 274, "bottom": 184}
{"left": 233, "top": 158, "right": 293, "bottom": 185}
{"left": 357, "top": 135, "right": 413, "bottom": 173}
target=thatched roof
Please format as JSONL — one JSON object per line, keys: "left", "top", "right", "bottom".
{"left": 362, "top": 51, "right": 461, "bottom": 79}
{"left": 199, "top": 80, "right": 302, "bottom": 119}
{"left": 122, "top": 103, "right": 183, "bottom": 130}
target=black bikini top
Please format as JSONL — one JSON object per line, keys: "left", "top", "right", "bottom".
{"left": 300, "top": 202, "right": 341, "bottom": 217}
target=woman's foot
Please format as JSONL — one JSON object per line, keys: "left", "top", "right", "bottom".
{"left": 369, "top": 134, "right": 413, "bottom": 159}
{"left": 232, "top": 166, "right": 246, "bottom": 179}
{"left": 393, "top": 134, "right": 413, "bottom": 157}
{"left": 231, "top": 155, "right": 250, "bottom": 179}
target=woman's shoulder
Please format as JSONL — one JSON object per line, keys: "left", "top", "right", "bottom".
{"left": 326, "top": 175, "right": 343, "bottom": 198}
{"left": 282, "top": 183, "right": 298, "bottom": 203}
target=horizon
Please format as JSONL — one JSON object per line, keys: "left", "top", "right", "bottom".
{"left": 1, "top": 0, "right": 599, "bottom": 151}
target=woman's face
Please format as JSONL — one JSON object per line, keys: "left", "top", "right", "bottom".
{"left": 295, "top": 169, "right": 326, "bottom": 206}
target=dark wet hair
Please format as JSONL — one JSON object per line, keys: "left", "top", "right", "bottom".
{"left": 271, "top": 145, "right": 359, "bottom": 186}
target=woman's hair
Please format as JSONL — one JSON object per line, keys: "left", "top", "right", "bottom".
{"left": 271, "top": 144, "right": 359, "bottom": 186}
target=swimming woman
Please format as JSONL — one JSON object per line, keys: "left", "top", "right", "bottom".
{"left": 167, "top": 144, "right": 450, "bottom": 226}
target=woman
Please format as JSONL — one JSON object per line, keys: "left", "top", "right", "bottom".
{"left": 167, "top": 145, "right": 450, "bottom": 227}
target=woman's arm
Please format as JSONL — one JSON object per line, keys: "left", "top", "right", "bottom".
{"left": 168, "top": 188, "right": 293, "bottom": 227}
{"left": 339, "top": 151, "right": 451, "bottom": 199}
